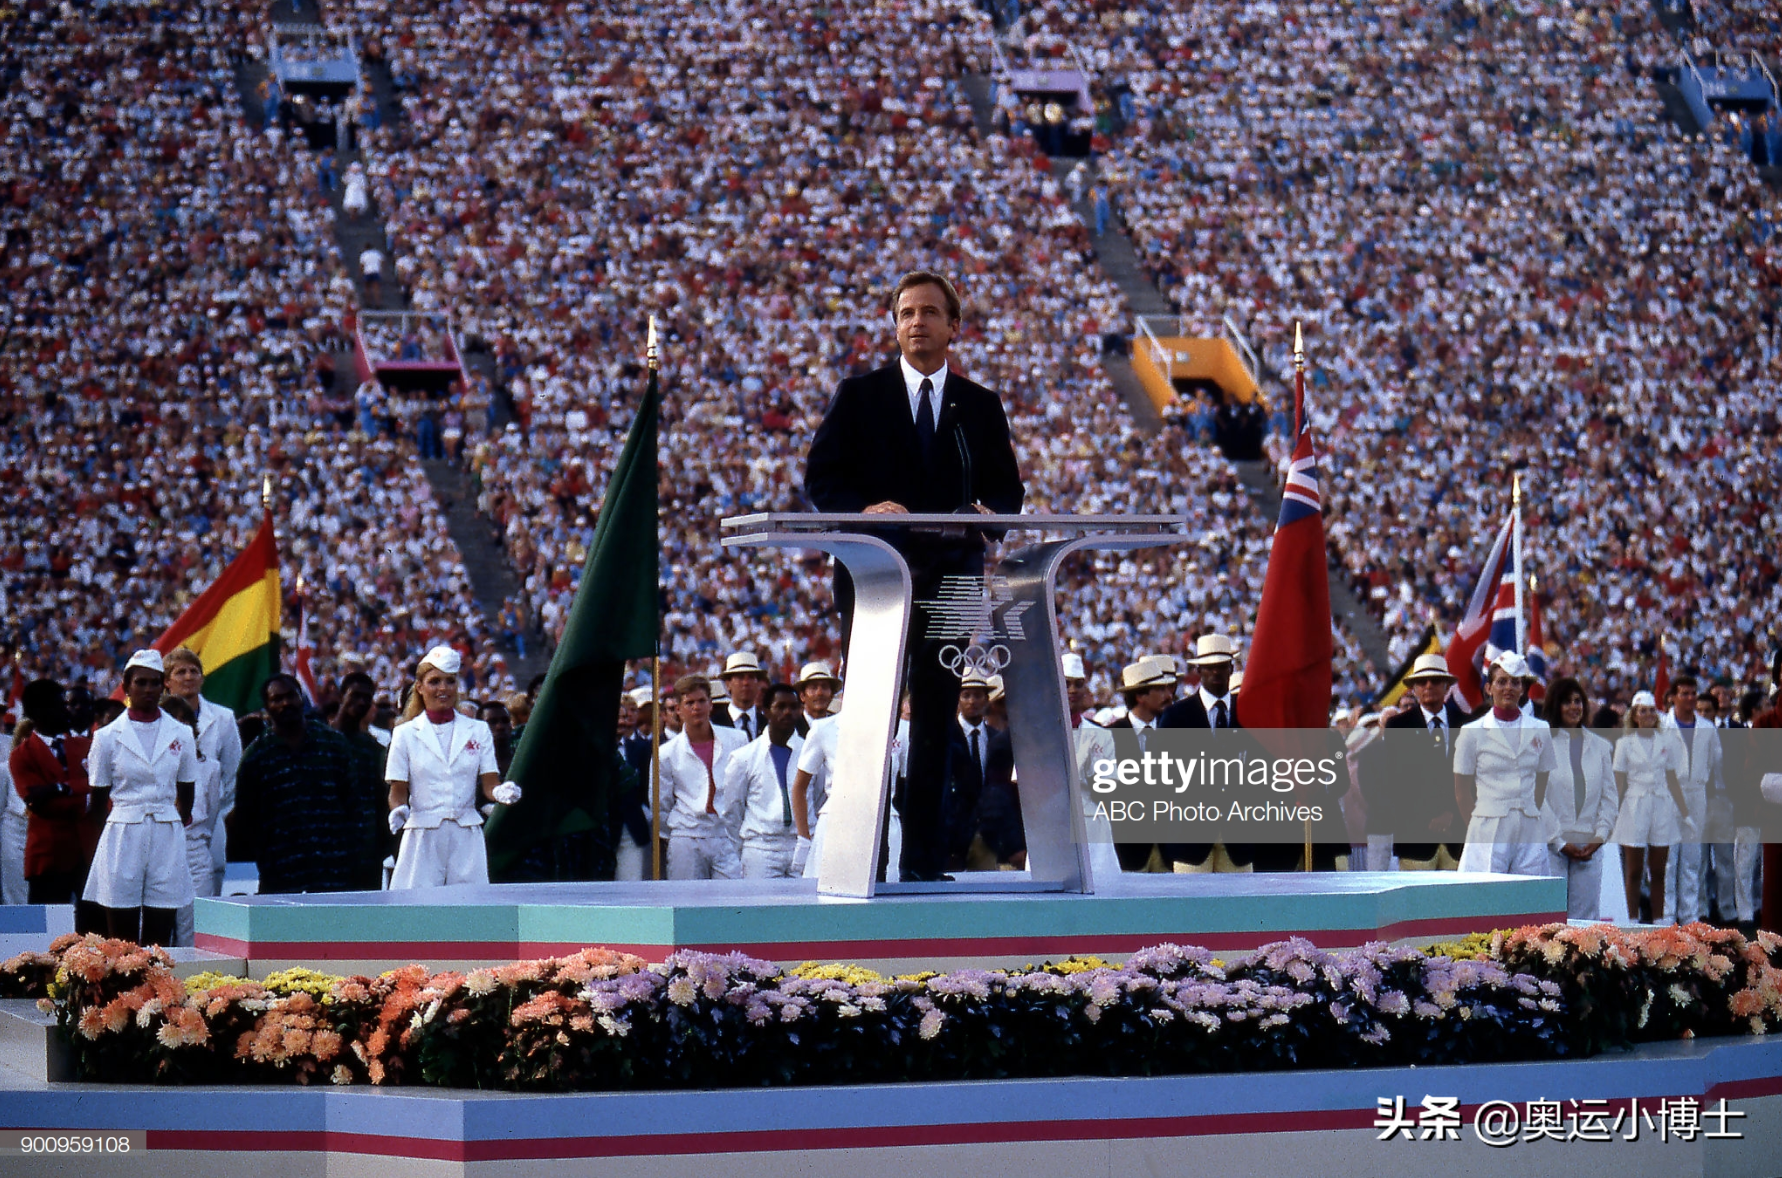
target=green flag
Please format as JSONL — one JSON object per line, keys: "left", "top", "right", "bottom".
{"left": 485, "top": 359, "right": 659, "bottom": 878}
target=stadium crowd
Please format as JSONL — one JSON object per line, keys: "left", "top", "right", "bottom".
{"left": 0, "top": 0, "right": 498, "bottom": 700}
{"left": 1011, "top": 0, "right": 1780, "bottom": 701}
{"left": 337, "top": 0, "right": 1377, "bottom": 705}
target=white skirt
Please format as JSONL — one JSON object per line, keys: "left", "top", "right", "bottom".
{"left": 84, "top": 819, "right": 194, "bottom": 909}
{"left": 390, "top": 822, "right": 489, "bottom": 889}
{"left": 1612, "top": 791, "right": 1681, "bottom": 848}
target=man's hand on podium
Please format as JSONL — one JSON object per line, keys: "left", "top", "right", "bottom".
{"left": 864, "top": 501, "right": 908, "bottom": 514}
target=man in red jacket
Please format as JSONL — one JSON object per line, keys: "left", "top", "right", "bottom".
{"left": 9, "top": 680, "right": 98, "bottom": 904}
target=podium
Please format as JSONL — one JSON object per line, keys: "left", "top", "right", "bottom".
{"left": 720, "top": 513, "right": 1189, "bottom": 898}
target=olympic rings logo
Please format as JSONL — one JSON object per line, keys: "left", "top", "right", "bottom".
{"left": 939, "top": 643, "right": 1010, "bottom": 680}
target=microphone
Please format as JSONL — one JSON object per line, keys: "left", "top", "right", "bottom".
{"left": 953, "top": 422, "right": 973, "bottom": 513}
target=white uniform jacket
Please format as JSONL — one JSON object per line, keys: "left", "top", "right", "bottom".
{"left": 659, "top": 726, "right": 750, "bottom": 839}
{"left": 723, "top": 733, "right": 805, "bottom": 843}
{"left": 1660, "top": 712, "right": 1724, "bottom": 796}
{"left": 1453, "top": 711, "right": 1557, "bottom": 818}
{"left": 1541, "top": 728, "right": 1618, "bottom": 843}
{"left": 195, "top": 698, "right": 242, "bottom": 828}
{"left": 384, "top": 714, "right": 499, "bottom": 827}
{"left": 89, "top": 712, "right": 201, "bottom": 823}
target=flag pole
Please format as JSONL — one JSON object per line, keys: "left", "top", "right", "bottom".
{"left": 1294, "top": 321, "right": 1314, "bottom": 874}
{"left": 646, "top": 316, "right": 664, "bottom": 882}
{"left": 1511, "top": 473, "right": 1525, "bottom": 655}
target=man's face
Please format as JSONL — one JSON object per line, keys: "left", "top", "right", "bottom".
{"left": 166, "top": 661, "right": 204, "bottom": 700}
{"left": 800, "top": 681, "right": 834, "bottom": 715}
{"left": 1199, "top": 662, "right": 1232, "bottom": 698}
{"left": 264, "top": 680, "right": 304, "bottom": 730}
{"left": 483, "top": 707, "right": 513, "bottom": 746}
{"left": 1696, "top": 695, "right": 1718, "bottom": 723}
{"left": 958, "top": 686, "right": 989, "bottom": 722}
{"left": 724, "top": 673, "right": 763, "bottom": 709}
{"left": 123, "top": 669, "right": 164, "bottom": 712}
{"left": 1487, "top": 668, "right": 1522, "bottom": 711}
{"left": 1674, "top": 683, "right": 1698, "bottom": 720}
{"left": 339, "top": 684, "right": 374, "bottom": 726}
{"left": 766, "top": 691, "right": 800, "bottom": 741}
{"left": 1712, "top": 683, "right": 1733, "bottom": 713}
{"left": 893, "top": 283, "right": 956, "bottom": 364}
{"left": 1411, "top": 678, "right": 1451, "bottom": 713}
{"left": 1131, "top": 684, "right": 1173, "bottom": 719}
{"left": 618, "top": 697, "right": 638, "bottom": 733}
{"left": 679, "top": 688, "right": 711, "bottom": 728}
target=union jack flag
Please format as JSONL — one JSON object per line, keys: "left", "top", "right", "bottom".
{"left": 1445, "top": 513, "right": 1516, "bottom": 711}
{"left": 1277, "top": 402, "right": 1321, "bottom": 526}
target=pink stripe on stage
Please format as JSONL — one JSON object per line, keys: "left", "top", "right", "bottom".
{"left": 195, "top": 912, "right": 1564, "bottom": 965}
{"left": 148, "top": 1108, "right": 1380, "bottom": 1160}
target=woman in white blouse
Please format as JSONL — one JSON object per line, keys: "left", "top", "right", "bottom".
{"left": 83, "top": 650, "right": 198, "bottom": 945}
{"left": 1611, "top": 690, "right": 1688, "bottom": 923}
{"left": 1540, "top": 678, "right": 1617, "bottom": 920}
{"left": 385, "top": 646, "right": 520, "bottom": 889}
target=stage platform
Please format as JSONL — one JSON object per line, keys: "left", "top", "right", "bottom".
{"left": 193, "top": 871, "right": 1566, "bottom": 977}
{"left": 0, "top": 1035, "right": 1775, "bottom": 1176}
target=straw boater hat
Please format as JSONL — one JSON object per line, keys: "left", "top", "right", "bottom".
{"left": 1403, "top": 653, "right": 1455, "bottom": 682}
{"left": 627, "top": 686, "right": 654, "bottom": 709}
{"left": 1186, "top": 634, "right": 1238, "bottom": 666}
{"left": 959, "top": 668, "right": 994, "bottom": 691}
{"left": 1228, "top": 670, "right": 1244, "bottom": 693}
{"left": 1119, "top": 656, "right": 1177, "bottom": 692}
{"left": 722, "top": 651, "right": 765, "bottom": 679}
{"left": 987, "top": 674, "right": 1005, "bottom": 703}
{"left": 794, "top": 661, "right": 841, "bottom": 688}
{"left": 1061, "top": 652, "right": 1087, "bottom": 681}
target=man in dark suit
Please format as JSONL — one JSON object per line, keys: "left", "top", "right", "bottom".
{"left": 1159, "top": 634, "right": 1240, "bottom": 731}
{"left": 804, "top": 271, "right": 1025, "bottom": 880}
{"left": 710, "top": 651, "right": 767, "bottom": 741}
{"left": 946, "top": 671, "right": 1018, "bottom": 870}
{"left": 1372, "top": 653, "right": 1469, "bottom": 867}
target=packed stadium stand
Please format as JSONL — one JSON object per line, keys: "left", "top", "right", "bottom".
{"left": 3, "top": 0, "right": 1776, "bottom": 711}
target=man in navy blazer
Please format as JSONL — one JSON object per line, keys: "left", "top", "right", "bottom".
{"left": 804, "top": 271, "right": 1025, "bottom": 880}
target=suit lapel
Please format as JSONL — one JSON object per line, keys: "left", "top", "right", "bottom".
{"left": 446, "top": 716, "right": 472, "bottom": 767}
{"left": 120, "top": 716, "right": 164, "bottom": 766}
{"left": 879, "top": 368, "right": 922, "bottom": 457}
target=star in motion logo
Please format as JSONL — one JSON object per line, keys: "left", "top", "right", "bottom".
{"left": 916, "top": 576, "right": 1033, "bottom": 679}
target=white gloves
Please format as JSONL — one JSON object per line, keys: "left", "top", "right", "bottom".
{"left": 492, "top": 781, "right": 523, "bottom": 806}
{"left": 1762, "top": 773, "right": 1782, "bottom": 806}
{"left": 479, "top": 803, "right": 496, "bottom": 820}
{"left": 388, "top": 804, "right": 411, "bottom": 834}
{"left": 791, "top": 835, "right": 812, "bottom": 875}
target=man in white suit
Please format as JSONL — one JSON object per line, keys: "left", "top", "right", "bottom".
{"left": 164, "top": 648, "right": 241, "bottom": 923}
{"left": 722, "top": 683, "right": 804, "bottom": 878}
{"left": 1661, "top": 675, "right": 1724, "bottom": 924}
{"left": 659, "top": 675, "right": 749, "bottom": 880}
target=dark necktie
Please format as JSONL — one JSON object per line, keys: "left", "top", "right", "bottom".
{"left": 915, "top": 377, "right": 935, "bottom": 454}
{"left": 970, "top": 726, "right": 982, "bottom": 777}
{"left": 1213, "top": 700, "right": 1227, "bottom": 729}
{"left": 1429, "top": 714, "right": 1446, "bottom": 757}
{"left": 738, "top": 712, "right": 752, "bottom": 741}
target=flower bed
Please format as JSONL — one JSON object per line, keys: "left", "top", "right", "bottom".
{"left": 2, "top": 925, "right": 1777, "bottom": 1090}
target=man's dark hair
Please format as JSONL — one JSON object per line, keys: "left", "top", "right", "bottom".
{"left": 479, "top": 701, "right": 510, "bottom": 721}
{"left": 339, "top": 671, "right": 376, "bottom": 695}
{"left": 1672, "top": 672, "right": 1699, "bottom": 692}
{"left": 889, "top": 270, "right": 962, "bottom": 324}
{"left": 765, "top": 682, "right": 799, "bottom": 706}
{"left": 20, "top": 679, "right": 65, "bottom": 725}
{"left": 674, "top": 674, "right": 711, "bottom": 700}
{"left": 260, "top": 673, "right": 305, "bottom": 704}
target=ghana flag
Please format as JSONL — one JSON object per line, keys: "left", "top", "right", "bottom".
{"left": 145, "top": 511, "right": 282, "bottom": 713}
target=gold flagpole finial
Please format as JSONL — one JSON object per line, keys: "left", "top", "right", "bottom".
{"left": 1530, "top": 572, "right": 1538, "bottom": 594}
{"left": 262, "top": 473, "right": 273, "bottom": 511}
{"left": 1292, "top": 321, "right": 1305, "bottom": 371}
{"left": 646, "top": 316, "right": 659, "bottom": 372}
{"left": 1512, "top": 471, "right": 1521, "bottom": 506}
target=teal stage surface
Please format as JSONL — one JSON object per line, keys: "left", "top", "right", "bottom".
{"left": 193, "top": 871, "right": 1566, "bottom": 975}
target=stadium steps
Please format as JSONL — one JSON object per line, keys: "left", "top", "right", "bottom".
{"left": 362, "top": 53, "right": 407, "bottom": 137}
{"left": 418, "top": 459, "right": 551, "bottom": 687}
{"left": 1653, "top": 74, "right": 1708, "bottom": 135}
{"left": 233, "top": 57, "right": 272, "bottom": 128}
{"left": 1649, "top": 0, "right": 1695, "bottom": 36}
{"left": 1232, "top": 461, "right": 1395, "bottom": 679}
{"left": 961, "top": 73, "right": 997, "bottom": 139}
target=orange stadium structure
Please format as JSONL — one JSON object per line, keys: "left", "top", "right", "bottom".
{"left": 1129, "top": 315, "right": 1263, "bottom": 413}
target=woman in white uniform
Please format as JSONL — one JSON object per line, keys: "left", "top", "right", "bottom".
{"left": 1539, "top": 678, "right": 1618, "bottom": 920}
{"left": 386, "top": 646, "right": 520, "bottom": 889}
{"left": 83, "top": 650, "right": 198, "bottom": 945}
{"left": 1453, "top": 653, "right": 1557, "bottom": 877}
{"left": 161, "top": 696, "right": 221, "bottom": 947}
{"left": 1611, "top": 691, "right": 1688, "bottom": 924}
